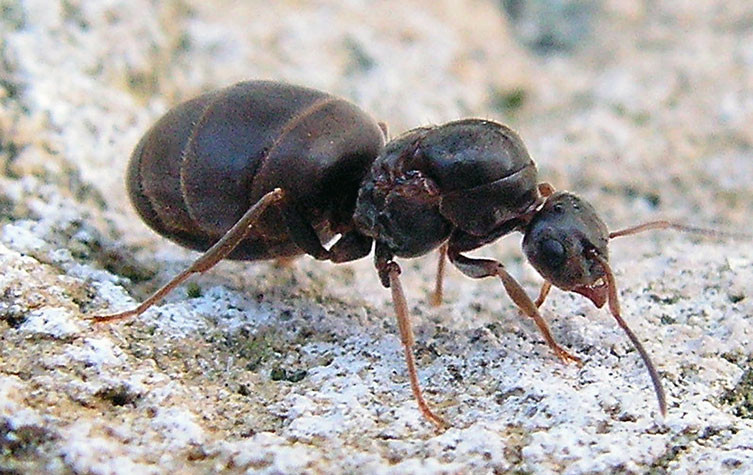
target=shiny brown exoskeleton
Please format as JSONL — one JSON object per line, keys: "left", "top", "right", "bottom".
{"left": 96, "top": 80, "right": 743, "bottom": 428}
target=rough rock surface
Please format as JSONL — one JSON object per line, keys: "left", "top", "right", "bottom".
{"left": 1, "top": 0, "right": 752, "bottom": 473}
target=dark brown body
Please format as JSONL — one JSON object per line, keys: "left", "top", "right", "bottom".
{"left": 127, "top": 81, "right": 385, "bottom": 260}
{"left": 102, "top": 80, "right": 679, "bottom": 425}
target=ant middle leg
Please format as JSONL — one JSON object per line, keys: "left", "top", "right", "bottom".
{"left": 375, "top": 244, "right": 448, "bottom": 429}
{"left": 430, "top": 243, "right": 448, "bottom": 307}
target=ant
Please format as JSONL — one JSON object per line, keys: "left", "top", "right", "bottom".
{"left": 95, "top": 80, "right": 747, "bottom": 428}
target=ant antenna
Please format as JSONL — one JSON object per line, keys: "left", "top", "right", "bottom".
{"left": 609, "top": 220, "right": 750, "bottom": 240}
{"left": 588, "top": 250, "right": 667, "bottom": 416}
{"left": 601, "top": 218, "right": 748, "bottom": 415}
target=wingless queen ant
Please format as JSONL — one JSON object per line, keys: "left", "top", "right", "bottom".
{"left": 95, "top": 81, "right": 747, "bottom": 428}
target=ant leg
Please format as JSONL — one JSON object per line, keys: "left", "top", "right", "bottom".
{"left": 280, "top": 203, "right": 331, "bottom": 260}
{"left": 447, "top": 247, "right": 580, "bottom": 364}
{"left": 273, "top": 256, "right": 298, "bottom": 268}
{"left": 538, "top": 182, "right": 556, "bottom": 197}
{"left": 93, "top": 188, "right": 285, "bottom": 322}
{"left": 430, "top": 243, "right": 448, "bottom": 307}
{"left": 378, "top": 121, "right": 389, "bottom": 139}
{"left": 283, "top": 205, "right": 374, "bottom": 263}
{"left": 534, "top": 281, "right": 552, "bottom": 308}
{"left": 375, "top": 244, "right": 448, "bottom": 429}
{"left": 328, "top": 231, "right": 373, "bottom": 263}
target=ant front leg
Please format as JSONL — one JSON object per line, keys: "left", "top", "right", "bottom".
{"left": 375, "top": 243, "right": 448, "bottom": 429}
{"left": 534, "top": 281, "right": 552, "bottom": 308}
{"left": 446, "top": 230, "right": 580, "bottom": 364}
{"left": 93, "top": 188, "right": 285, "bottom": 322}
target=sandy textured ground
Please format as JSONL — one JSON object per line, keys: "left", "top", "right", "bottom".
{"left": 1, "top": 0, "right": 752, "bottom": 473}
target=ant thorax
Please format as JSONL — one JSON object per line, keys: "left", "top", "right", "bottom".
{"left": 354, "top": 119, "right": 542, "bottom": 257}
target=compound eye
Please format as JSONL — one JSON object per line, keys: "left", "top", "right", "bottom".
{"left": 538, "top": 238, "right": 566, "bottom": 269}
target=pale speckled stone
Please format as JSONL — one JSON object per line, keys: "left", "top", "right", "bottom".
{"left": 19, "top": 307, "right": 82, "bottom": 339}
{"left": 1, "top": 0, "right": 752, "bottom": 474}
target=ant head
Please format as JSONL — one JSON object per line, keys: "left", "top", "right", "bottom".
{"left": 523, "top": 191, "right": 610, "bottom": 307}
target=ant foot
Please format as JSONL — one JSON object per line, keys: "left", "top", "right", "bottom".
{"left": 90, "top": 307, "right": 142, "bottom": 323}
{"left": 552, "top": 345, "right": 582, "bottom": 365}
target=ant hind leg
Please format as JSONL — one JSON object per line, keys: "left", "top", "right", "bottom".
{"left": 375, "top": 243, "right": 448, "bottom": 429}
{"left": 93, "top": 188, "right": 285, "bottom": 322}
